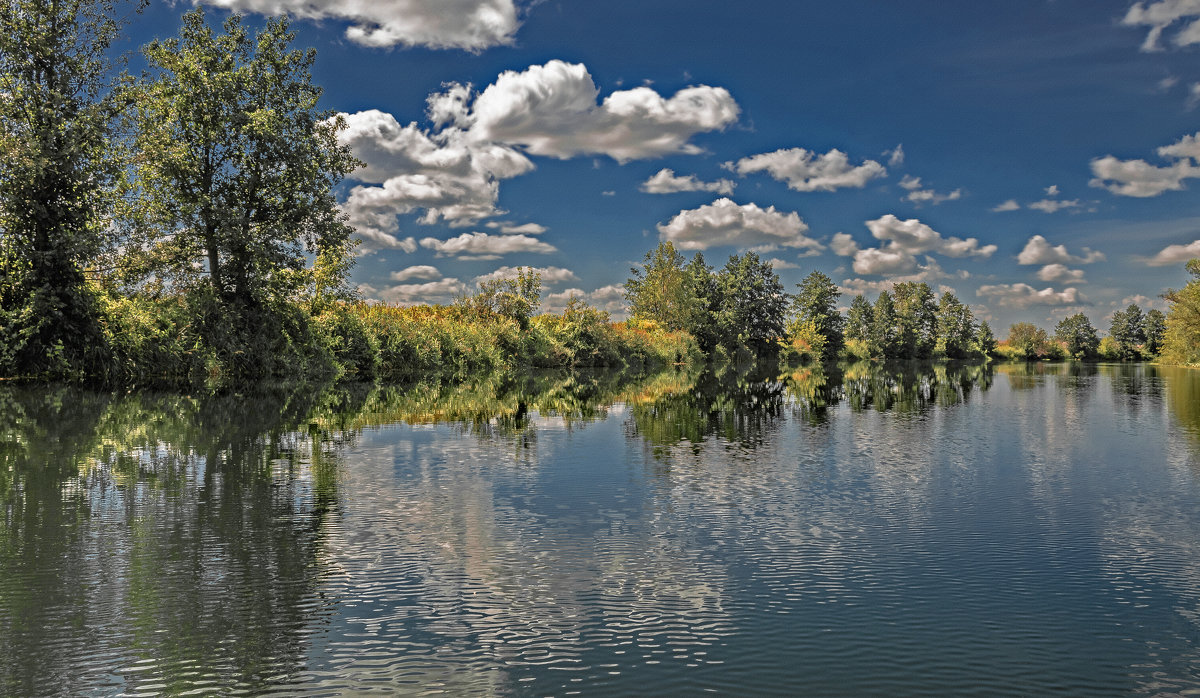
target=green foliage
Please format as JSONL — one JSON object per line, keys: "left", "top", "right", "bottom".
{"left": 790, "top": 271, "right": 843, "bottom": 361}
{"left": 973, "top": 321, "right": 997, "bottom": 358}
{"left": 893, "top": 282, "right": 938, "bottom": 359}
{"left": 1109, "top": 303, "right": 1146, "bottom": 360}
{"left": 1143, "top": 309, "right": 1166, "bottom": 356}
{"left": 460, "top": 267, "right": 542, "bottom": 330}
{"left": 869, "top": 290, "right": 902, "bottom": 359}
{"left": 845, "top": 295, "right": 873, "bottom": 344}
{"left": 0, "top": 0, "right": 141, "bottom": 378}
{"left": 714, "top": 252, "right": 788, "bottom": 353}
{"left": 1055, "top": 313, "right": 1100, "bottom": 360}
{"left": 1161, "top": 260, "right": 1200, "bottom": 366}
{"left": 1098, "top": 336, "right": 1122, "bottom": 361}
{"left": 1006, "top": 322, "right": 1055, "bottom": 361}
{"left": 935, "top": 291, "right": 976, "bottom": 359}
{"left": 129, "top": 8, "right": 358, "bottom": 308}
{"left": 625, "top": 242, "right": 699, "bottom": 330}
{"left": 781, "top": 317, "right": 827, "bottom": 363}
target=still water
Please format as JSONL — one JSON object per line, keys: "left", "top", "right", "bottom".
{"left": 2, "top": 362, "right": 1200, "bottom": 696}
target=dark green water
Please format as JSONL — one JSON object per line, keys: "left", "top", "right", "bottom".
{"left": 2, "top": 362, "right": 1200, "bottom": 696}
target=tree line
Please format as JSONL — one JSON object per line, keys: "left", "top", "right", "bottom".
{"left": 4, "top": 1, "right": 1200, "bottom": 386}
{"left": 624, "top": 241, "right": 996, "bottom": 363}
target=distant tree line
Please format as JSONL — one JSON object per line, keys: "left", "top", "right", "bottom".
{"left": 623, "top": 241, "right": 996, "bottom": 363}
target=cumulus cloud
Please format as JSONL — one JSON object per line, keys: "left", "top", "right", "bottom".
{"left": 364, "top": 277, "right": 470, "bottom": 306}
{"left": 884, "top": 144, "right": 905, "bottom": 167}
{"left": 640, "top": 168, "right": 735, "bottom": 194}
{"left": 486, "top": 221, "right": 548, "bottom": 235}
{"left": 197, "top": 0, "right": 520, "bottom": 50}
{"left": 419, "top": 232, "right": 557, "bottom": 259}
{"left": 656, "top": 198, "right": 820, "bottom": 252}
{"left": 1017, "top": 235, "right": 1105, "bottom": 265}
{"left": 337, "top": 62, "right": 741, "bottom": 247}
{"left": 1028, "top": 198, "right": 1082, "bottom": 213}
{"left": 992, "top": 199, "right": 1021, "bottom": 212}
{"left": 838, "top": 258, "right": 966, "bottom": 295}
{"left": 472, "top": 265, "right": 578, "bottom": 284}
{"left": 463, "top": 61, "right": 740, "bottom": 161}
{"left": 838, "top": 215, "right": 994, "bottom": 276}
{"left": 1090, "top": 131, "right": 1200, "bottom": 197}
{"left": 1121, "top": 0, "right": 1200, "bottom": 51}
{"left": 1037, "top": 264, "right": 1087, "bottom": 283}
{"left": 899, "top": 175, "right": 962, "bottom": 206}
{"left": 1146, "top": 239, "right": 1200, "bottom": 265}
{"left": 729, "top": 148, "right": 886, "bottom": 192}
{"left": 1045, "top": 184, "right": 1060, "bottom": 196}
{"left": 976, "top": 283, "right": 1083, "bottom": 308}
{"left": 543, "top": 284, "right": 626, "bottom": 315}
{"left": 765, "top": 257, "right": 801, "bottom": 270}
{"left": 830, "top": 232, "right": 860, "bottom": 256}
{"left": 336, "top": 109, "right": 534, "bottom": 242}
{"left": 390, "top": 265, "right": 443, "bottom": 282}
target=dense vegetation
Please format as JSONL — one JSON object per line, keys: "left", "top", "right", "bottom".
{"left": 3, "top": 2, "right": 1200, "bottom": 389}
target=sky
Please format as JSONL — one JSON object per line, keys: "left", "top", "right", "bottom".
{"left": 125, "top": 0, "right": 1200, "bottom": 331}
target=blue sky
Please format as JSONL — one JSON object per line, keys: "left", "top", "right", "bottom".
{"left": 130, "top": 1, "right": 1200, "bottom": 331}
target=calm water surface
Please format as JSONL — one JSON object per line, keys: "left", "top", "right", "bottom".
{"left": 2, "top": 362, "right": 1200, "bottom": 696}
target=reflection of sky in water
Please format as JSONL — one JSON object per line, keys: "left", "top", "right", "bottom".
{"left": 3, "top": 365, "right": 1200, "bottom": 695}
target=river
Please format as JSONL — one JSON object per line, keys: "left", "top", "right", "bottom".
{"left": 2, "top": 361, "right": 1199, "bottom": 696}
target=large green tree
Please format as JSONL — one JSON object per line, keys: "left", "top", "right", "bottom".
{"left": 789, "top": 271, "right": 843, "bottom": 361}
{"left": 935, "top": 291, "right": 975, "bottom": 359}
{"left": 1143, "top": 309, "right": 1166, "bottom": 356}
{"left": 0, "top": 0, "right": 141, "bottom": 377}
{"left": 1007, "top": 322, "right": 1051, "bottom": 360}
{"left": 714, "top": 252, "right": 788, "bottom": 353}
{"left": 130, "top": 8, "right": 358, "bottom": 309}
{"left": 1109, "top": 303, "right": 1146, "bottom": 360}
{"left": 625, "top": 241, "right": 702, "bottom": 332}
{"left": 870, "top": 290, "right": 902, "bottom": 359}
{"left": 845, "top": 295, "right": 873, "bottom": 344}
{"left": 1055, "top": 313, "right": 1100, "bottom": 360}
{"left": 893, "top": 281, "right": 938, "bottom": 359}
{"left": 1161, "top": 259, "right": 1200, "bottom": 365}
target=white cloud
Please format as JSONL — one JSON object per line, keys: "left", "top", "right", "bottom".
{"left": 419, "top": 232, "right": 558, "bottom": 259}
{"left": 1028, "top": 198, "right": 1082, "bottom": 213}
{"left": 838, "top": 258, "right": 966, "bottom": 295}
{"left": 844, "top": 215, "right": 994, "bottom": 276}
{"left": 765, "top": 257, "right": 801, "bottom": 270}
{"left": 884, "top": 144, "right": 905, "bottom": 167}
{"left": 865, "top": 214, "right": 995, "bottom": 258}
{"left": 486, "top": 221, "right": 548, "bottom": 235}
{"left": 1121, "top": 0, "right": 1200, "bottom": 51}
{"left": 472, "top": 265, "right": 578, "bottom": 284}
{"left": 465, "top": 61, "right": 740, "bottom": 162}
{"left": 390, "top": 265, "right": 443, "bottom": 282}
{"left": 905, "top": 187, "right": 962, "bottom": 206}
{"left": 1017, "top": 235, "right": 1105, "bottom": 265}
{"left": 991, "top": 199, "right": 1021, "bottom": 212}
{"left": 976, "top": 283, "right": 1083, "bottom": 308}
{"left": 830, "top": 232, "right": 859, "bottom": 256}
{"left": 336, "top": 109, "right": 534, "bottom": 243}
{"left": 1147, "top": 239, "right": 1200, "bottom": 265}
{"left": 1045, "top": 184, "right": 1060, "bottom": 196}
{"left": 656, "top": 198, "right": 821, "bottom": 252}
{"left": 1037, "top": 264, "right": 1087, "bottom": 283}
{"left": 197, "top": 0, "right": 520, "bottom": 50}
{"left": 1090, "top": 131, "right": 1200, "bottom": 197}
{"left": 369, "top": 278, "right": 470, "bottom": 306}
{"left": 543, "top": 284, "right": 626, "bottom": 315}
{"left": 640, "top": 168, "right": 735, "bottom": 194}
{"left": 730, "top": 148, "right": 887, "bottom": 192}
{"left": 899, "top": 175, "right": 961, "bottom": 205}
